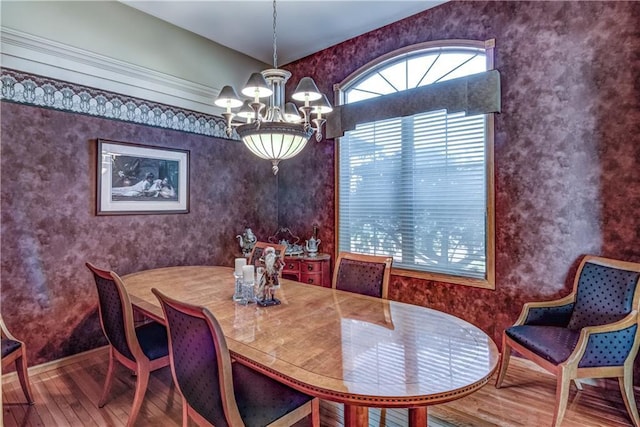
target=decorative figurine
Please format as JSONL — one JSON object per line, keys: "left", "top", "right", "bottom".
{"left": 257, "top": 246, "right": 284, "bottom": 306}
{"left": 236, "top": 227, "right": 257, "bottom": 257}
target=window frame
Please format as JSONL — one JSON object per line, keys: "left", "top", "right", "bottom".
{"left": 334, "top": 39, "right": 496, "bottom": 290}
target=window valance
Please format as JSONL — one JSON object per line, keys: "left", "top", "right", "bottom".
{"left": 326, "top": 69, "right": 501, "bottom": 139}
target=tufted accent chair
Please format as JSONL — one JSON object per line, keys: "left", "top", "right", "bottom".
{"left": 495, "top": 255, "right": 640, "bottom": 427}
{"left": 1, "top": 314, "right": 34, "bottom": 404}
{"left": 332, "top": 252, "right": 393, "bottom": 299}
{"left": 152, "top": 288, "right": 320, "bottom": 427}
{"left": 248, "top": 242, "right": 287, "bottom": 267}
{"left": 86, "top": 262, "right": 170, "bottom": 427}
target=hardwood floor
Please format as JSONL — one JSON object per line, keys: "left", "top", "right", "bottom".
{"left": 2, "top": 347, "right": 636, "bottom": 426}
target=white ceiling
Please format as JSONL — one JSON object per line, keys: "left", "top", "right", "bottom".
{"left": 120, "top": 1, "right": 447, "bottom": 66}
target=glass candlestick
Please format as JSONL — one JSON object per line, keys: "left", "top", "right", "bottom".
{"left": 233, "top": 272, "right": 243, "bottom": 302}
{"left": 239, "top": 265, "right": 255, "bottom": 305}
{"left": 233, "top": 257, "right": 247, "bottom": 301}
{"left": 241, "top": 281, "right": 255, "bottom": 305}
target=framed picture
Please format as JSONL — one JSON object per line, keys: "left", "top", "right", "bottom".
{"left": 97, "top": 139, "right": 190, "bottom": 215}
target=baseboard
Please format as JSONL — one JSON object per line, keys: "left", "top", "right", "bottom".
{"left": 1, "top": 345, "right": 109, "bottom": 383}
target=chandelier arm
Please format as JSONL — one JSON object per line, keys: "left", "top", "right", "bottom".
{"left": 312, "top": 118, "right": 326, "bottom": 142}
{"left": 299, "top": 105, "right": 312, "bottom": 131}
{"left": 222, "top": 112, "right": 235, "bottom": 137}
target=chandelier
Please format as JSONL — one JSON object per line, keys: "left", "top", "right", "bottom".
{"left": 214, "top": 0, "right": 332, "bottom": 175}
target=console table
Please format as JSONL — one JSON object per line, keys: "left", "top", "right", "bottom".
{"left": 282, "top": 253, "right": 331, "bottom": 287}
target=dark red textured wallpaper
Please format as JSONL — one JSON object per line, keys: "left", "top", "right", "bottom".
{"left": 1, "top": 1, "right": 639, "bottom": 373}
{"left": 0, "top": 103, "right": 280, "bottom": 364}
{"left": 279, "top": 0, "right": 640, "bottom": 346}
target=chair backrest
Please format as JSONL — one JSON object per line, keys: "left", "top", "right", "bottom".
{"left": 567, "top": 256, "right": 640, "bottom": 330}
{"left": 152, "top": 288, "right": 243, "bottom": 427}
{"left": 0, "top": 314, "right": 16, "bottom": 341}
{"left": 1, "top": 314, "right": 23, "bottom": 360}
{"left": 332, "top": 252, "right": 393, "bottom": 299}
{"left": 86, "top": 262, "right": 142, "bottom": 362}
{"left": 248, "top": 242, "right": 286, "bottom": 267}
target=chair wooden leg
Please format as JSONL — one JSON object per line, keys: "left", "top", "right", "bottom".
{"left": 552, "top": 369, "right": 571, "bottom": 427}
{"left": 619, "top": 368, "right": 640, "bottom": 427}
{"left": 15, "top": 351, "right": 34, "bottom": 404}
{"left": 99, "top": 347, "right": 117, "bottom": 407}
{"left": 181, "top": 397, "right": 189, "bottom": 427}
{"left": 495, "top": 334, "right": 511, "bottom": 388}
{"left": 310, "top": 397, "right": 320, "bottom": 427}
{"left": 573, "top": 379, "right": 583, "bottom": 391}
{"left": 127, "top": 366, "right": 150, "bottom": 427}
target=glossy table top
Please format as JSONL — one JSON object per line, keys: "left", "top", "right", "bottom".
{"left": 123, "top": 266, "right": 499, "bottom": 408}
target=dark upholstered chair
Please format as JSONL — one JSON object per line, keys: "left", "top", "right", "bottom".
{"left": 332, "top": 252, "right": 393, "bottom": 299}
{"left": 332, "top": 251, "right": 393, "bottom": 425}
{"left": 152, "top": 288, "right": 320, "bottom": 427}
{"left": 86, "top": 262, "right": 170, "bottom": 427}
{"left": 248, "top": 242, "right": 287, "bottom": 267}
{"left": 495, "top": 255, "right": 640, "bottom": 427}
{"left": 1, "top": 315, "right": 34, "bottom": 404}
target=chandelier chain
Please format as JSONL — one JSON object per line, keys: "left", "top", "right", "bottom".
{"left": 272, "top": 0, "right": 278, "bottom": 69}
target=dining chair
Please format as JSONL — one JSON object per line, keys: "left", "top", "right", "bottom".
{"left": 1, "top": 314, "right": 34, "bottom": 404}
{"left": 332, "top": 251, "right": 393, "bottom": 299}
{"left": 152, "top": 287, "right": 320, "bottom": 427}
{"left": 495, "top": 255, "right": 640, "bottom": 427}
{"left": 248, "top": 241, "right": 287, "bottom": 267}
{"left": 332, "top": 251, "right": 393, "bottom": 425}
{"left": 86, "top": 262, "right": 170, "bottom": 427}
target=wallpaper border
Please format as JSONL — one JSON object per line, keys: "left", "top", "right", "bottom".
{"left": 0, "top": 68, "right": 238, "bottom": 140}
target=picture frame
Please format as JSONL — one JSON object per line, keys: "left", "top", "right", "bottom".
{"left": 96, "top": 139, "right": 190, "bottom": 215}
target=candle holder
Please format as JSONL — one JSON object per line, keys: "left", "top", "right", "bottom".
{"left": 239, "top": 264, "right": 256, "bottom": 305}
{"left": 240, "top": 281, "right": 256, "bottom": 305}
{"left": 233, "top": 258, "right": 247, "bottom": 302}
{"left": 233, "top": 272, "right": 243, "bottom": 302}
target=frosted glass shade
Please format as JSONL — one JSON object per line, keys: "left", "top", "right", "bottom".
{"left": 236, "top": 122, "right": 312, "bottom": 174}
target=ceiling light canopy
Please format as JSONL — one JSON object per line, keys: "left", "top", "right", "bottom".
{"left": 214, "top": 0, "right": 332, "bottom": 175}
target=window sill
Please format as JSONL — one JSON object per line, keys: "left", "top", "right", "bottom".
{"left": 391, "top": 267, "right": 495, "bottom": 290}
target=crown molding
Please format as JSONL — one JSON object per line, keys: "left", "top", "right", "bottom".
{"left": 0, "top": 27, "right": 224, "bottom": 116}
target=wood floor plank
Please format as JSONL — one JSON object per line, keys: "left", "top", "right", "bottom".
{"left": 26, "top": 379, "right": 56, "bottom": 427}
{"left": 57, "top": 365, "right": 113, "bottom": 426}
{"left": 2, "top": 380, "right": 30, "bottom": 426}
{"left": 28, "top": 372, "right": 68, "bottom": 427}
{"left": 38, "top": 368, "right": 78, "bottom": 426}
{"left": 3, "top": 350, "right": 639, "bottom": 427}
{"left": 43, "top": 369, "right": 99, "bottom": 427}
{"left": 60, "top": 361, "right": 125, "bottom": 427}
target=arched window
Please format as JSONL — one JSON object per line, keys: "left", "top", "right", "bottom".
{"left": 334, "top": 39, "right": 497, "bottom": 289}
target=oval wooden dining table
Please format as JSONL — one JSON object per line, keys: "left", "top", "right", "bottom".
{"left": 122, "top": 266, "right": 499, "bottom": 427}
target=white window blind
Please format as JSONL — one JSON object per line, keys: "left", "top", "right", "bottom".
{"left": 338, "top": 109, "right": 487, "bottom": 279}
